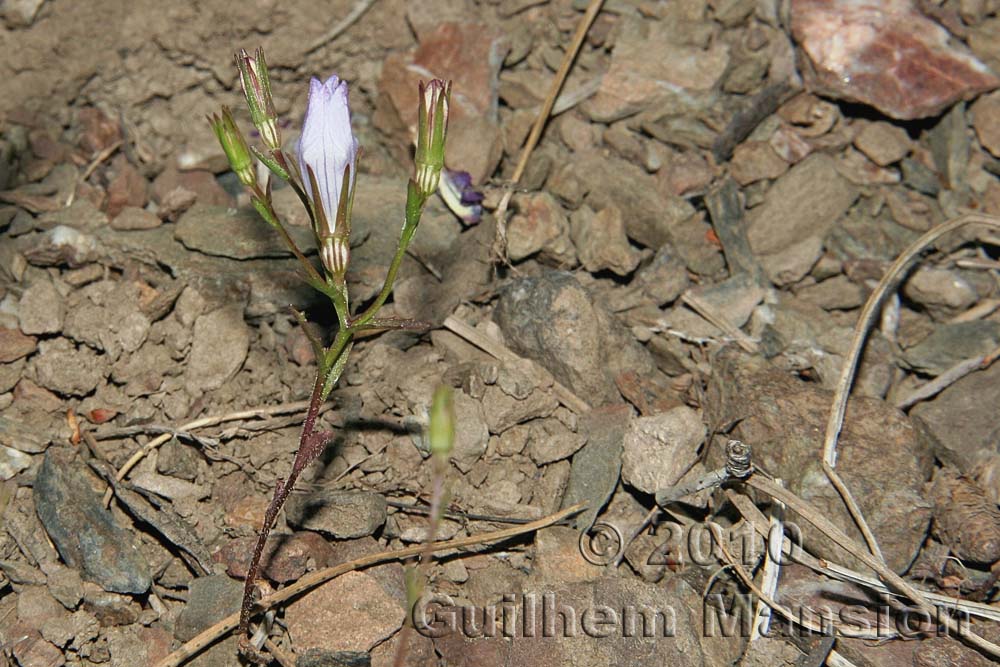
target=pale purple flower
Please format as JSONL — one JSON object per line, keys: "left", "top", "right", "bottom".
{"left": 297, "top": 75, "right": 358, "bottom": 235}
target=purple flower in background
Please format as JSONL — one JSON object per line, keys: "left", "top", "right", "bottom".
{"left": 297, "top": 75, "right": 358, "bottom": 235}
{"left": 439, "top": 169, "right": 483, "bottom": 224}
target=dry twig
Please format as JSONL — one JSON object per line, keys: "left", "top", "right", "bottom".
{"left": 743, "top": 475, "right": 1000, "bottom": 658}
{"left": 491, "top": 0, "right": 606, "bottom": 263}
{"left": 100, "top": 399, "right": 334, "bottom": 506}
{"left": 153, "top": 503, "right": 584, "bottom": 667}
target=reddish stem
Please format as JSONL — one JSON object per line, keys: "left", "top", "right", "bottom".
{"left": 238, "top": 371, "right": 326, "bottom": 641}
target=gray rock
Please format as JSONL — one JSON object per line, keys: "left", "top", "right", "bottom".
{"left": 929, "top": 102, "right": 969, "bottom": 190}
{"left": 563, "top": 405, "right": 630, "bottom": 531}
{"left": 903, "top": 266, "right": 977, "bottom": 315}
{"left": 46, "top": 565, "right": 84, "bottom": 610}
{"left": 911, "top": 361, "right": 1000, "bottom": 472}
{"left": 451, "top": 390, "right": 489, "bottom": 472}
{"left": 0, "top": 444, "right": 31, "bottom": 480}
{"left": 569, "top": 205, "right": 640, "bottom": 276}
{"left": 18, "top": 278, "right": 64, "bottom": 335}
{"left": 174, "top": 204, "right": 314, "bottom": 260}
{"left": 286, "top": 490, "right": 387, "bottom": 538}
{"left": 621, "top": 406, "right": 705, "bottom": 495}
{"left": 33, "top": 338, "right": 107, "bottom": 396}
{"left": 796, "top": 275, "right": 865, "bottom": 310}
{"left": 184, "top": 305, "right": 250, "bottom": 393}
{"left": 634, "top": 244, "right": 689, "bottom": 306}
{"left": 903, "top": 321, "right": 1000, "bottom": 375}
{"left": 481, "top": 385, "right": 560, "bottom": 434}
{"left": 110, "top": 206, "right": 161, "bottom": 231}
{"left": 747, "top": 154, "right": 859, "bottom": 285}
{"left": 570, "top": 150, "right": 697, "bottom": 249}
{"left": 173, "top": 575, "right": 243, "bottom": 642}
{"left": 526, "top": 418, "right": 587, "bottom": 465}
{"left": 494, "top": 271, "right": 657, "bottom": 405}
{"left": 706, "top": 348, "right": 933, "bottom": 573}
{"left": 34, "top": 448, "right": 151, "bottom": 594}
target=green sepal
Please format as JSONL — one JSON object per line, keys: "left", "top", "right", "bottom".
{"left": 251, "top": 196, "right": 279, "bottom": 228}
{"left": 251, "top": 145, "right": 290, "bottom": 181}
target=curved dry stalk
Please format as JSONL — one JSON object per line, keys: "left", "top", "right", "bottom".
{"left": 153, "top": 503, "right": 585, "bottom": 667}
{"left": 744, "top": 475, "right": 1000, "bottom": 659}
{"left": 725, "top": 490, "right": 1000, "bottom": 624}
{"left": 821, "top": 213, "right": 1000, "bottom": 562}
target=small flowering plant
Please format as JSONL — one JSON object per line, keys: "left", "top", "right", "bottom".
{"left": 209, "top": 48, "right": 451, "bottom": 659}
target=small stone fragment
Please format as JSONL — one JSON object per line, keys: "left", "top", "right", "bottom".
{"left": 746, "top": 153, "right": 859, "bottom": 285}
{"left": 0, "top": 327, "right": 36, "bottom": 362}
{"left": 494, "top": 271, "right": 658, "bottom": 405}
{"left": 451, "top": 390, "right": 489, "bottom": 472}
{"left": 175, "top": 205, "right": 313, "bottom": 260}
{"left": 33, "top": 338, "right": 107, "bottom": 396}
{"left": 18, "top": 278, "right": 64, "bottom": 335}
{"left": 110, "top": 206, "right": 162, "bottom": 231}
{"left": 569, "top": 205, "right": 640, "bottom": 276}
{"left": 526, "top": 418, "right": 587, "bottom": 465}
{"left": 285, "top": 490, "right": 387, "bottom": 538}
{"left": 729, "top": 141, "right": 789, "bottom": 185}
{"left": 213, "top": 532, "right": 335, "bottom": 582}
{"left": 621, "top": 406, "right": 705, "bottom": 495}
{"left": 506, "top": 192, "right": 575, "bottom": 264}
{"left": 184, "top": 305, "right": 250, "bottom": 393}
{"left": 853, "top": 120, "right": 911, "bottom": 166}
{"left": 903, "top": 321, "right": 1000, "bottom": 375}
{"left": 585, "top": 17, "right": 729, "bottom": 122}
{"left": 0, "top": 444, "right": 31, "bottom": 480}
{"left": 285, "top": 571, "right": 405, "bottom": 653}
{"left": 903, "top": 266, "right": 977, "bottom": 314}
{"left": 173, "top": 574, "right": 243, "bottom": 642}
{"left": 796, "top": 275, "right": 865, "bottom": 310}
{"left": 971, "top": 91, "right": 1000, "bottom": 158}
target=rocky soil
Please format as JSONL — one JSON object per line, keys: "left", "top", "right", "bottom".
{"left": 4, "top": 1, "right": 1000, "bottom": 666}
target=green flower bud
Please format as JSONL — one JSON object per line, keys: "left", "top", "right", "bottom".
{"left": 235, "top": 47, "right": 281, "bottom": 151}
{"left": 208, "top": 107, "right": 256, "bottom": 187}
{"left": 428, "top": 385, "right": 454, "bottom": 459}
{"left": 414, "top": 79, "right": 451, "bottom": 197}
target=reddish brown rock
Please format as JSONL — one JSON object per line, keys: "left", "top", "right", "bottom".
{"left": 286, "top": 571, "right": 405, "bottom": 653}
{"left": 0, "top": 327, "right": 37, "bottom": 362}
{"left": 105, "top": 156, "right": 148, "bottom": 218}
{"left": 791, "top": 0, "right": 999, "bottom": 120}
{"left": 375, "top": 22, "right": 506, "bottom": 184}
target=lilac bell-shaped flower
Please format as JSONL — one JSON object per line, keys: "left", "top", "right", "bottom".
{"left": 298, "top": 75, "right": 359, "bottom": 279}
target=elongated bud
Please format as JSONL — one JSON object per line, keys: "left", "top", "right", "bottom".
{"left": 208, "top": 107, "right": 256, "bottom": 187}
{"left": 414, "top": 79, "right": 451, "bottom": 197}
{"left": 428, "top": 385, "right": 454, "bottom": 459}
{"left": 235, "top": 47, "right": 281, "bottom": 150}
{"left": 319, "top": 234, "right": 350, "bottom": 283}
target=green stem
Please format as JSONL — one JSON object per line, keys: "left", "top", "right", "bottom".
{"left": 252, "top": 185, "right": 324, "bottom": 286}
